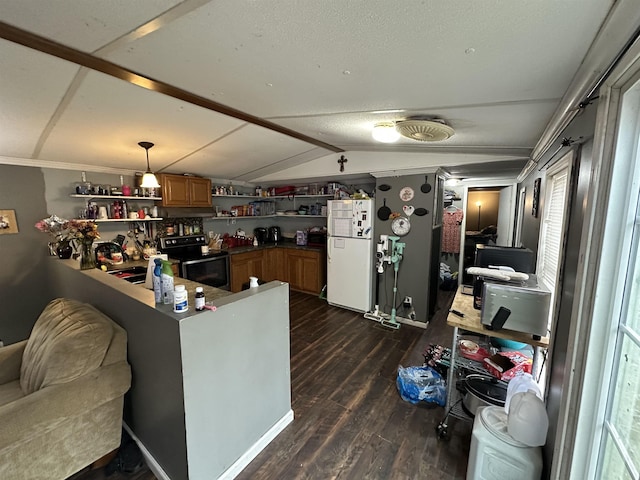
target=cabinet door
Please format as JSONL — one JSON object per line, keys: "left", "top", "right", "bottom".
{"left": 286, "top": 249, "right": 324, "bottom": 294}
{"left": 189, "top": 177, "right": 212, "bottom": 207}
{"left": 160, "top": 174, "right": 190, "bottom": 207}
{"left": 230, "top": 251, "right": 264, "bottom": 292}
{"left": 264, "top": 247, "right": 286, "bottom": 282}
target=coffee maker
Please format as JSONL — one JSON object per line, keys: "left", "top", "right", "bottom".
{"left": 268, "top": 226, "right": 281, "bottom": 244}
{"left": 253, "top": 227, "right": 268, "bottom": 245}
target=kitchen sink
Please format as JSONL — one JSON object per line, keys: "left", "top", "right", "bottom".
{"left": 106, "top": 266, "right": 147, "bottom": 284}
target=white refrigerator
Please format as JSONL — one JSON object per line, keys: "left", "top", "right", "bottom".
{"left": 326, "top": 199, "right": 374, "bottom": 312}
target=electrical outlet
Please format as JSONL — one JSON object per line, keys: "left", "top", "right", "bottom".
{"left": 403, "top": 296, "right": 412, "bottom": 307}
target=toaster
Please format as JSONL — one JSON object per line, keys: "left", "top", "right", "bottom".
{"left": 481, "top": 276, "right": 551, "bottom": 338}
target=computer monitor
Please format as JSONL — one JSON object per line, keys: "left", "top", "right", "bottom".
{"left": 474, "top": 245, "right": 534, "bottom": 273}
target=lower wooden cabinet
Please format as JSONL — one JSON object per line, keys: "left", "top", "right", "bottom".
{"left": 229, "top": 250, "right": 265, "bottom": 292}
{"left": 264, "top": 247, "right": 285, "bottom": 283}
{"left": 286, "top": 249, "right": 325, "bottom": 294}
{"left": 230, "top": 247, "right": 325, "bottom": 294}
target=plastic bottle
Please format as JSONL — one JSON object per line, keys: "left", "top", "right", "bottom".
{"left": 173, "top": 285, "right": 188, "bottom": 313}
{"left": 195, "top": 287, "right": 205, "bottom": 311}
{"left": 161, "top": 260, "right": 174, "bottom": 305}
{"left": 153, "top": 258, "right": 163, "bottom": 303}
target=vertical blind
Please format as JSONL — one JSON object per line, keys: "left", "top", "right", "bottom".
{"left": 539, "top": 167, "right": 569, "bottom": 291}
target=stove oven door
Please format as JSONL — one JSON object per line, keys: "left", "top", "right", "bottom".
{"left": 180, "top": 255, "right": 230, "bottom": 290}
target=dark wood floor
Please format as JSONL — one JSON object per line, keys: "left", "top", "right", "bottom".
{"left": 71, "top": 288, "right": 470, "bottom": 480}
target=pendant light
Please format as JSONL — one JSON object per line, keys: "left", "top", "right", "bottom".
{"left": 138, "top": 141, "right": 161, "bottom": 189}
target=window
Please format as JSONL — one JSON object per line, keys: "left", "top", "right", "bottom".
{"left": 537, "top": 151, "right": 572, "bottom": 328}
{"left": 514, "top": 187, "right": 526, "bottom": 247}
{"left": 570, "top": 68, "right": 640, "bottom": 479}
{"left": 594, "top": 83, "right": 640, "bottom": 480}
{"left": 597, "top": 179, "right": 640, "bottom": 480}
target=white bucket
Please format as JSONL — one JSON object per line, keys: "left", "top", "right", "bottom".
{"left": 467, "top": 406, "right": 542, "bottom": 480}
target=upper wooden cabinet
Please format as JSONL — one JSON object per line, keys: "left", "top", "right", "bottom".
{"left": 189, "top": 177, "right": 213, "bottom": 207}
{"left": 158, "top": 174, "right": 212, "bottom": 207}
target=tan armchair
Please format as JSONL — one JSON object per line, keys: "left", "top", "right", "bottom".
{"left": 0, "top": 298, "right": 132, "bottom": 480}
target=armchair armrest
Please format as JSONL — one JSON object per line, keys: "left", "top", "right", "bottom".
{"left": 0, "top": 340, "right": 26, "bottom": 384}
{"left": 0, "top": 360, "right": 131, "bottom": 451}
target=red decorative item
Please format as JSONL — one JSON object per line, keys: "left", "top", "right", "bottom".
{"left": 483, "top": 351, "right": 532, "bottom": 381}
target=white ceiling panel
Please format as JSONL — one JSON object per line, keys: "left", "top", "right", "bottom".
{"left": 0, "top": 40, "right": 79, "bottom": 157}
{"left": 174, "top": 124, "right": 331, "bottom": 179}
{"left": 0, "top": 0, "right": 184, "bottom": 52}
{"left": 0, "top": 1, "right": 628, "bottom": 182}
{"left": 270, "top": 99, "right": 559, "bottom": 151}
{"left": 38, "top": 70, "right": 246, "bottom": 171}
{"left": 105, "top": 1, "right": 612, "bottom": 118}
{"left": 254, "top": 150, "right": 525, "bottom": 183}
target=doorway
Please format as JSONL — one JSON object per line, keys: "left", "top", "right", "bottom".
{"left": 460, "top": 184, "right": 516, "bottom": 285}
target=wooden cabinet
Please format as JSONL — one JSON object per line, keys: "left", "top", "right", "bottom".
{"left": 229, "top": 247, "right": 325, "bottom": 294}
{"left": 285, "top": 249, "right": 325, "bottom": 294}
{"left": 159, "top": 174, "right": 212, "bottom": 207}
{"left": 230, "top": 250, "right": 265, "bottom": 292}
{"left": 189, "top": 177, "right": 213, "bottom": 207}
{"left": 264, "top": 247, "right": 286, "bottom": 282}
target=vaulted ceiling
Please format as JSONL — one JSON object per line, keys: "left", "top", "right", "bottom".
{"left": 0, "top": 1, "right": 622, "bottom": 184}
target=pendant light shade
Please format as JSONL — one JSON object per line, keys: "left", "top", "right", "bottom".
{"left": 138, "top": 141, "right": 161, "bottom": 189}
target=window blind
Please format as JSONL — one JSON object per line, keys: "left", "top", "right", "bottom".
{"left": 539, "top": 167, "right": 569, "bottom": 291}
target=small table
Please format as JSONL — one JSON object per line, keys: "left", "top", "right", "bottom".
{"left": 447, "top": 287, "right": 550, "bottom": 349}
{"left": 436, "top": 286, "right": 549, "bottom": 438}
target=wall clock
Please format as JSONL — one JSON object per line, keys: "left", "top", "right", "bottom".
{"left": 399, "top": 186, "right": 414, "bottom": 202}
{"left": 391, "top": 216, "right": 411, "bottom": 236}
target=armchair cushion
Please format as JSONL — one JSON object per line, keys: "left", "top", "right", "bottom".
{"left": 0, "top": 298, "right": 131, "bottom": 480}
{"left": 20, "top": 299, "right": 114, "bottom": 395}
{"left": 0, "top": 340, "right": 25, "bottom": 385}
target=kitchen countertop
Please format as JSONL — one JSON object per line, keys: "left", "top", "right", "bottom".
{"left": 88, "top": 258, "right": 233, "bottom": 314}
{"left": 101, "top": 257, "right": 179, "bottom": 272}
{"left": 223, "top": 240, "right": 326, "bottom": 255}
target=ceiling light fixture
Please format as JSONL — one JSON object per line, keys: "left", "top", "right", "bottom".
{"left": 372, "top": 118, "right": 455, "bottom": 143}
{"left": 395, "top": 119, "right": 455, "bottom": 142}
{"left": 372, "top": 122, "right": 400, "bottom": 143}
{"left": 138, "top": 141, "right": 161, "bottom": 189}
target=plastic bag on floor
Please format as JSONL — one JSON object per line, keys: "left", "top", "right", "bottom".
{"left": 396, "top": 365, "right": 447, "bottom": 406}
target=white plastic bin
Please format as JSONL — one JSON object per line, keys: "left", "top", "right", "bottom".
{"left": 467, "top": 406, "right": 542, "bottom": 480}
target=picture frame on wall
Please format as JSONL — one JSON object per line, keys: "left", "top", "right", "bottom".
{"left": 532, "top": 178, "right": 541, "bottom": 218}
{"left": 0, "top": 209, "right": 19, "bottom": 234}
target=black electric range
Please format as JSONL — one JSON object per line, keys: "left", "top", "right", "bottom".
{"left": 159, "top": 235, "right": 230, "bottom": 290}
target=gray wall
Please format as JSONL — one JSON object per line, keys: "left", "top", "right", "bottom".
{"left": 373, "top": 173, "right": 438, "bottom": 321}
{"left": 0, "top": 165, "right": 51, "bottom": 344}
{"left": 518, "top": 100, "right": 598, "bottom": 476}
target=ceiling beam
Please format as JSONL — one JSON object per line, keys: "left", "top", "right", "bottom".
{"left": 0, "top": 21, "right": 344, "bottom": 154}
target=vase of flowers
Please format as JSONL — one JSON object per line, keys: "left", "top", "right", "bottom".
{"left": 35, "top": 216, "right": 100, "bottom": 268}
{"left": 65, "top": 219, "right": 100, "bottom": 270}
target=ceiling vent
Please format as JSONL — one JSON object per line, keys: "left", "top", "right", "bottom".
{"left": 395, "top": 119, "right": 455, "bottom": 142}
